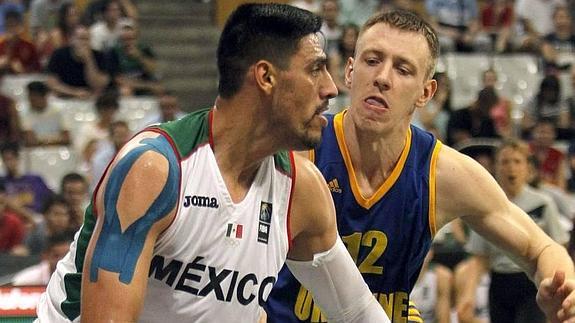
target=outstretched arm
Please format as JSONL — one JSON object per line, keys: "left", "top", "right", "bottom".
{"left": 287, "top": 154, "right": 390, "bottom": 323}
{"left": 81, "top": 132, "right": 179, "bottom": 322}
{"left": 436, "top": 145, "right": 575, "bottom": 322}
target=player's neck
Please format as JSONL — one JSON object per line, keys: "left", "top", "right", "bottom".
{"left": 344, "top": 114, "right": 408, "bottom": 188}
{"left": 211, "top": 97, "right": 277, "bottom": 202}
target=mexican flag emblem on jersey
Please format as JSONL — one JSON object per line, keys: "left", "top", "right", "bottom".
{"left": 226, "top": 223, "right": 243, "bottom": 239}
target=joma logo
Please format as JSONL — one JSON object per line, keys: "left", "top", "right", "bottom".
{"left": 183, "top": 195, "right": 219, "bottom": 208}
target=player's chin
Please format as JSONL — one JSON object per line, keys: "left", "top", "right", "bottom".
{"left": 295, "top": 131, "right": 322, "bottom": 150}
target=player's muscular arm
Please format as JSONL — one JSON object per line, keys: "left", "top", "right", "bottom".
{"left": 435, "top": 146, "right": 573, "bottom": 282}
{"left": 81, "top": 133, "right": 180, "bottom": 322}
{"left": 288, "top": 153, "right": 336, "bottom": 260}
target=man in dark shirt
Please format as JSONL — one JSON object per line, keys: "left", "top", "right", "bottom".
{"left": 447, "top": 87, "right": 499, "bottom": 146}
{"left": 46, "top": 25, "right": 110, "bottom": 99}
{"left": 107, "top": 21, "right": 161, "bottom": 96}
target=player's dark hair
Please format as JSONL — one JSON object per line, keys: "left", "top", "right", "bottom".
{"left": 217, "top": 3, "right": 322, "bottom": 98}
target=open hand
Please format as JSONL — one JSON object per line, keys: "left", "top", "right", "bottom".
{"left": 537, "top": 271, "right": 575, "bottom": 323}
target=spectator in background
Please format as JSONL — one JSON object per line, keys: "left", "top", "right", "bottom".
{"left": 522, "top": 74, "right": 570, "bottom": 138}
{"left": 80, "top": 0, "right": 137, "bottom": 27}
{"left": 413, "top": 72, "right": 452, "bottom": 141}
{"left": 480, "top": 0, "right": 514, "bottom": 53}
{"left": 319, "top": 0, "right": 341, "bottom": 54}
{"left": 138, "top": 91, "right": 185, "bottom": 129}
{"left": 528, "top": 154, "right": 574, "bottom": 234}
{"left": 541, "top": 6, "right": 575, "bottom": 71}
{"left": 37, "top": 2, "right": 80, "bottom": 68}
{"left": 289, "top": 0, "right": 320, "bottom": 13}
{"left": 513, "top": 0, "right": 566, "bottom": 52}
{"left": 59, "top": 172, "right": 88, "bottom": 230}
{"left": 327, "top": 23, "right": 358, "bottom": 112}
{"left": 455, "top": 259, "right": 491, "bottom": 323}
{"left": 378, "top": 0, "right": 419, "bottom": 13}
{"left": 0, "top": 180, "right": 27, "bottom": 254}
{"left": 0, "top": 0, "right": 24, "bottom": 35}
{"left": 461, "top": 139, "right": 568, "bottom": 323}
{"left": 24, "top": 194, "right": 75, "bottom": 255}
{"left": 28, "top": 0, "right": 72, "bottom": 43}
{"left": 482, "top": 68, "right": 513, "bottom": 138}
{"left": 568, "top": 140, "right": 575, "bottom": 193}
{"left": 530, "top": 118, "right": 567, "bottom": 191}
{"left": 447, "top": 87, "right": 499, "bottom": 146}
{"left": 11, "top": 232, "right": 72, "bottom": 286}
{"left": 0, "top": 75, "right": 21, "bottom": 145}
{"left": 51, "top": 2, "right": 78, "bottom": 49}
{"left": 567, "top": 64, "right": 575, "bottom": 132}
{"left": 425, "top": 0, "right": 490, "bottom": 52}
{"left": 338, "top": 0, "right": 379, "bottom": 26}
{"left": 90, "top": 120, "right": 130, "bottom": 192}
{"left": 75, "top": 137, "right": 98, "bottom": 186}
{"left": 90, "top": 0, "right": 132, "bottom": 51}
{"left": 410, "top": 249, "right": 453, "bottom": 323}
{"left": 74, "top": 90, "right": 119, "bottom": 156}
{"left": 21, "top": 81, "right": 71, "bottom": 147}
{"left": 0, "top": 10, "right": 41, "bottom": 74}
{"left": 570, "top": 0, "right": 575, "bottom": 33}
{"left": 46, "top": 25, "right": 110, "bottom": 99}
{"left": 0, "top": 143, "right": 53, "bottom": 213}
{"left": 107, "top": 21, "right": 162, "bottom": 96}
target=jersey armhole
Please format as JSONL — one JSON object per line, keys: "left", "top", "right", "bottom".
{"left": 429, "top": 140, "right": 442, "bottom": 238}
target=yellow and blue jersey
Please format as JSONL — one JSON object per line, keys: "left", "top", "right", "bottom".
{"left": 265, "top": 111, "right": 442, "bottom": 322}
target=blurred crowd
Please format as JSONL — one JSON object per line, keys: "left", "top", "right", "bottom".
{"left": 1, "top": 0, "right": 575, "bottom": 322}
{"left": 0, "top": 0, "right": 187, "bottom": 285}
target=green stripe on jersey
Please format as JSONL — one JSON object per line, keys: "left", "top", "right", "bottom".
{"left": 61, "top": 204, "right": 97, "bottom": 320}
{"left": 274, "top": 151, "right": 292, "bottom": 177}
{"left": 156, "top": 108, "right": 211, "bottom": 158}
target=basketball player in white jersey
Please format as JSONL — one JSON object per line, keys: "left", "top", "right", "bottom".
{"left": 35, "top": 4, "right": 389, "bottom": 322}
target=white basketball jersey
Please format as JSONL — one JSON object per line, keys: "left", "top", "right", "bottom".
{"left": 140, "top": 144, "right": 292, "bottom": 322}
{"left": 36, "top": 109, "right": 293, "bottom": 322}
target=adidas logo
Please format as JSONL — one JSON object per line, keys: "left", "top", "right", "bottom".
{"left": 328, "top": 178, "right": 342, "bottom": 193}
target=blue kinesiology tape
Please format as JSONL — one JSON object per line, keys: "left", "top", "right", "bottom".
{"left": 90, "top": 136, "right": 180, "bottom": 284}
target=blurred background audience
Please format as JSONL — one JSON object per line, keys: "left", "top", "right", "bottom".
{"left": 0, "top": 3, "right": 574, "bottom": 323}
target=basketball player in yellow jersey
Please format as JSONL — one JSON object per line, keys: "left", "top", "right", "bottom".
{"left": 267, "top": 9, "right": 575, "bottom": 323}
{"left": 333, "top": 10, "right": 575, "bottom": 322}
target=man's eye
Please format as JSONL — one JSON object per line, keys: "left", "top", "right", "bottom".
{"left": 366, "top": 58, "right": 379, "bottom": 65}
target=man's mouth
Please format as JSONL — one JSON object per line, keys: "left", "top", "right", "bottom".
{"left": 365, "top": 96, "right": 388, "bottom": 109}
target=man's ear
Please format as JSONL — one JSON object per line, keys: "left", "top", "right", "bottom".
{"left": 415, "top": 78, "right": 438, "bottom": 108}
{"left": 254, "top": 60, "right": 276, "bottom": 95}
{"left": 344, "top": 57, "right": 354, "bottom": 88}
